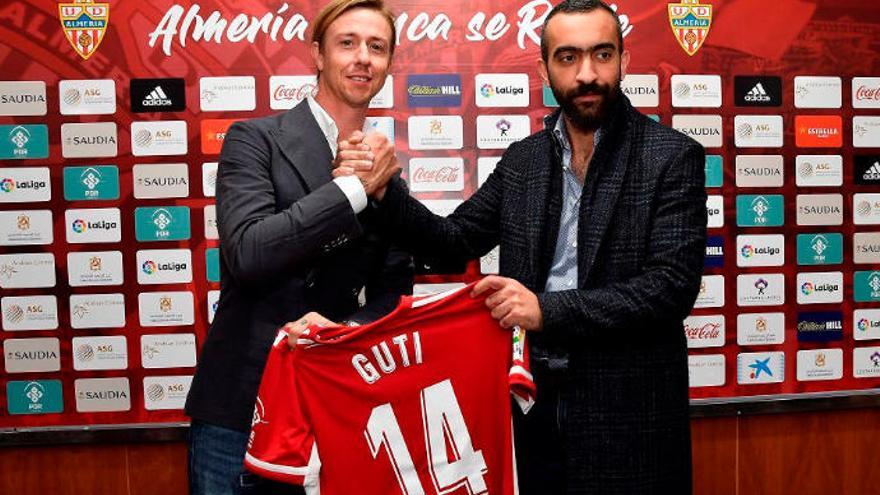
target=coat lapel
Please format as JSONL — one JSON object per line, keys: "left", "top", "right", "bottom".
{"left": 578, "top": 98, "right": 631, "bottom": 285}
{"left": 522, "top": 134, "right": 558, "bottom": 291}
{"left": 270, "top": 100, "right": 334, "bottom": 192}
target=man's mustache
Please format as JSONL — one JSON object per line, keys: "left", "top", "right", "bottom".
{"left": 566, "top": 82, "right": 610, "bottom": 98}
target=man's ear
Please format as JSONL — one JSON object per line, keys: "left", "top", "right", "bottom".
{"left": 537, "top": 58, "right": 549, "bottom": 86}
{"left": 311, "top": 41, "right": 324, "bottom": 73}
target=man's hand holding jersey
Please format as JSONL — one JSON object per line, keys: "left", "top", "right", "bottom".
{"left": 284, "top": 312, "right": 335, "bottom": 348}
{"left": 472, "top": 276, "right": 544, "bottom": 332}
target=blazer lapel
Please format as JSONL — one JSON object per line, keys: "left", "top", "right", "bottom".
{"left": 522, "top": 130, "right": 560, "bottom": 292}
{"left": 270, "top": 100, "right": 334, "bottom": 192}
{"left": 578, "top": 100, "right": 631, "bottom": 285}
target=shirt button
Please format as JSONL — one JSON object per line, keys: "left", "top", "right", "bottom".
{"left": 567, "top": 280, "right": 573, "bottom": 286}
{"left": 572, "top": 241, "right": 577, "bottom": 248}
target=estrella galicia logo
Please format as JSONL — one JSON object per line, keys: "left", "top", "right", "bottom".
{"left": 406, "top": 74, "right": 462, "bottom": 107}
{"left": 734, "top": 76, "right": 782, "bottom": 107}
{"left": 797, "top": 311, "right": 844, "bottom": 342}
{"left": 704, "top": 235, "right": 724, "bottom": 268}
{"left": 130, "top": 78, "right": 186, "bottom": 112}
{"left": 855, "top": 155, "right": 880, "bottom": 185}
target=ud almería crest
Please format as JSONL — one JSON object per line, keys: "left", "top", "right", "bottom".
{"left": 668, "top": 0, "right": 712, "bottom": 56}
{"left": 59, "top": 0, "right": 110, "bottom": 60}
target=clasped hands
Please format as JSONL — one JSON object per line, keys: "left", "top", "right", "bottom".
{"left": 333, "top": 130, "right": 398, "bottom": 200}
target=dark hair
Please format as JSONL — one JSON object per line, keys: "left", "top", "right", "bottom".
{"left": 311, "top": 0, "right": 397, "bottom": 57}
{"left": 540, "top": 0, "right": 624, "bottom": 62}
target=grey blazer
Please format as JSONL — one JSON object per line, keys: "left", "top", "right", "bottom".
{"left": 377, "top": 94, "right": 707, "bottom": 494}
{"left": 186, "top": 101, "right": 413, "bottom": 431}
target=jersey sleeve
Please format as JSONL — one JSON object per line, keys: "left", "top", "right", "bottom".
{"left": 244, "top": 330, "right": 321, "bottom": 487}
{"left": 509, "top": 326, "right": 536, "bottom": 414}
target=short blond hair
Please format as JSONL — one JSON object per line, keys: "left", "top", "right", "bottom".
{"left": 311, "top": 0, "right": 397, "bottom": 56}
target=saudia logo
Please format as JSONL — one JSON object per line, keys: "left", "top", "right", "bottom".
{"left": 78, "top": 390, "right": 128, "bottom": 400}
{"left": 8, "top": 350, "right": 59, "bottom": 360}
{"left": 623, "top": 86, "right": 657, "bottom": 96}
{"left": 66, "top": 135, "right": 116, "bottom": 146}
{"left": 0, "top": 94, "right": 47, "bottom": 104}
{"left": 800, "top": 205, "right": 841, "bottom": 215}
{"left": 681, "top": 127, "right": 719, "bottom": 137}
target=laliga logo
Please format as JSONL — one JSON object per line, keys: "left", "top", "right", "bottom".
{"left": 858, "top": 318, "right": 870, "bottom": 332}
{"left": 142, "top": 260, "right": 158, "bottom": 275}
{"left": 741, "top": 245, "right": 754, "bottom": 258}
{"left": 0, "top": 178, "right": 14, "bottom": 192}
{"left": 801, "top": 282, "right": 814, "bottom": 295}
{"left": 480, "top": 83, "right": 495, "bottom": 98}
{"left": 72, "top": 219, "right": 87, "bottom": 233}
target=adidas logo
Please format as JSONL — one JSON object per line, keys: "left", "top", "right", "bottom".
{"left": 745, "top": 83, "right": 771, "bottom": 102}
{"left": 864, "top": 161, "right": 880, "bottom": 181}
{"left": 142, "top": 86, "right": 172, "bottom": 107}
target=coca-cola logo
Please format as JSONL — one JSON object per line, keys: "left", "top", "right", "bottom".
{"left": 411, "top": 166, "right": 459, "bottom": 183}
{"left": 273, "top": 84, "right": 317, "bottom": 102}
{"left": 684, "top": 322, "right": 722, "bottom": 340}
{"left": 855, "top": 85, "right": 880, "bottom": 101}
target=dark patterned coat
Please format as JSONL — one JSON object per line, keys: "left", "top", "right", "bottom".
{"left": 378, "top": 94, "right": 707, "bottom": 494}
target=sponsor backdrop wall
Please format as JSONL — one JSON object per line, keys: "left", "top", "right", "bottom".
{"left": 0, "top": 0, "right": 879, "bottom": 430}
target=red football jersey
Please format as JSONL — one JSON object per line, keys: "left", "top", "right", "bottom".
{"left": 245, "top": 284, "right": 535, "bottom": 495}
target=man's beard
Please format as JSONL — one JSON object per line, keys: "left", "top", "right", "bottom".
{"left": 549, "top": 75, "right": 620, "bottom": 132}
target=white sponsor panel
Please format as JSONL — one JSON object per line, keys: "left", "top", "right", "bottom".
{"left": 3, "top": 337, "right": 60, "bottom": 373}
{"left": 139, "top": 291, "right": 195, "bottom": 327}
{"left": 207, "top": 290, "right": 220, "bottom": 324}
{"left": 75, "top": 377, "right": 132, "bottom": 412}
{"left": 67, "top": 251, "right": 124, "bottom": 287}
{"left": 796, "top": 271, "right": 843, "bottom": 305}
{"left": 736, "top": 234, "right": 785, "bottom": 267}
{"left": 1, "top": 295, "right": 58, "bottom": 331}
{"left": 683, "top": 314, "right": 725, "bottom": 348}
{"left": 202, "top": 162, "right": 218, "bottom": 197}
{"left": 0, "top": 253, "right": 55, "bottom": 289}
{"left": 670, "top": 75, "right": 722, "bottom": 108}
{"left": 795, "top": 155, "right": 842, "bottom": 187}
{"left": 797, "top": 194, "right": 843, "bottom": 226}
{"left": 0, "top": 210, "right": 52, "bottom": 246}
{"left": 737, "top": 312, "right": 785, "bottom": 346}
{"left": 199, "top": 76, "right": 256, "bottom": 111}
{"left": 734, "top": 115, "right": 783, "bottom": 148}
{"left": 136, "top": 249, "right": 193, "bottom": 285}
{"left": 480, "top": 246, "right": 500, "bottom": 275}
{"left": 72, "top": 335, "right": 128, "bottom": 371}
{"left": 369, "top": 75, "right": 394, "bottom": 109}
{"left": 143, "top": 375, "right": 193, "bottom": 410}
{"left": 672, "top": 114, "right": 722, "bottom": 148}
{"left": 141, "top": 333, "right": 197, "bottom": 369}
{"left": 853, "top": 116, "right": 880, "bottom": 148}
{"left": 854, "top": 233, "right": 880, "bottom": 264}
{"left": 621, "top": 74, "right": 659, "bottom": 107}
{"left": 65, "top": 208, "right": 121, "bottom": 244}
{"left": 852, "top": 77, "right": 880, "bottom": 109}
{"left": 133, "top": 163, "right": 190, "bottom": 199}
{"left": 58, "top": 79, "right": 116, "bottom": 115}
{"left": 688, "top": 354, "right": 726, "bottom": 387}
{"left": 737, "top": 351, "right": 785, "bottom": 384}
{"left": 131, "top": 120, "right": 188, "bottom": 156}
{"left": 737, "top": 273, "right": 785, "bottom": 307}
{"left": 204, "top": 205, "right": 218, "bottom": 240}
{"left": 706, "top": 195, "right": 724, "bottom": 228}
{"left": 853, "top": 346, "right": 880, "bottom": 378}
{"left": 796, "top": 348, "right": 843, "bottom": 382}
{"left": 0, "top": 81, "right": 47, "bottom": 116}
{"left": 794, "top": 76, "right": 842, "bottom": 108}
{"left": 694, "top": 275, "right": 724, "bottom": 308}
{"left": 735, "top": 155, "right": 783, "bottom": 187}
{"left": 407, "top": 158, "right": 464, "bottom": 192}
{"left": 419, "top": 199, "right": 462, "bottom": 217}
{"left": 268, "top": 75, "right": 317, "bottom": 110}
{"left": 476, "top": 115, "right": 530, "bottom": 149}
{"left": 69, "top": 293, "right": 126, "bottom": 329}
{"left": 0, "top": 167, "right": 51, "bottom": 203}
{"left": 365, "top": 116, "right": 395, "bottom": 144}
{"left": 474, "top": 73, "right": 530, "bottom": 107}
{"left": 854, "top": 309, "right": 880, "bottom": 341}
{"left": 477, "top": 156, "right": 501, "bottom": 187}
{"left": 853, "top": 193, "right": 880, "bottom": 225}
{"left": 407, "top": 116, "right": 463, "bottom": 150}
{"left": 61, "top": 122, "right": 118, "bottom": 158}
